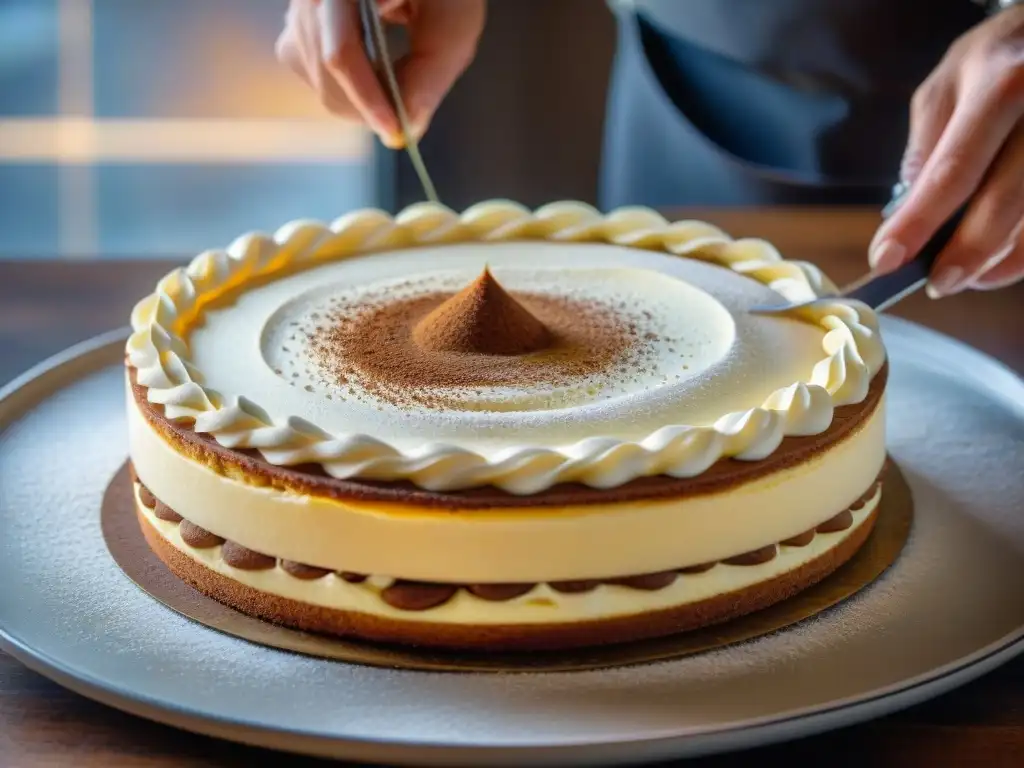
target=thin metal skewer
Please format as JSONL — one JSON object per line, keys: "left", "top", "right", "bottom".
{"left": 358, "top": 0, "right": 440, "bottom": 204}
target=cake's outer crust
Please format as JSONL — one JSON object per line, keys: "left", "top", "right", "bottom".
{"left": 128, "top": 363, "right": 887, "bottom": 510}
{"left": 138, "top": 505, "right": 879, "bottom": 652}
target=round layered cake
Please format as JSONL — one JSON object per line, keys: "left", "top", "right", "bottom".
{"left": 125, "top": 201, "right": 887, "bottom": 651}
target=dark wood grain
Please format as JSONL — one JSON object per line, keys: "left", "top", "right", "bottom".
{"left": 0, "top": 208, "right": 1021, "bottom": 767}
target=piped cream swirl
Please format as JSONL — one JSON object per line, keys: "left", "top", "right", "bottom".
{"left": 126, "top": 201, "right": 886, "bottom": 493}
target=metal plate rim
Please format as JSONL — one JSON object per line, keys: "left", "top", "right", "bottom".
{"left": 1, "top": 319, "right": 1023, "bottom": 765}
{"left": 2, "top": 624, "right": 1022, "bottom": 766}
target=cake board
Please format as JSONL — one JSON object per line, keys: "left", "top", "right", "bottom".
{"left": 99, "top": 460, "right": 911, "bottom": 673}
{"left": 1, "top": 318, "right": 1023, "bottom": 765}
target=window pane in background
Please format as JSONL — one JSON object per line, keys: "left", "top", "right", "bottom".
{"left": 0, "top": 1, "right": 58, "bottom": 116}
{"left": 93, "top": 0, "right": 325, "bottom": 119}
{"left": 96, "top": 162, "right": 375, "bottom": 257}
{"left": 0, "top": 166, "right": 59, "bottom": 255}
{"left": 0, "top": 2, "right": 58, "bottom": 255}
{"left": 0, "top": 0, "right": 377, "bottom": 259}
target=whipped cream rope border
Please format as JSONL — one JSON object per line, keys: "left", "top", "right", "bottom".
{"left": 127, "top": 201, "right": 886, "bottom": 494}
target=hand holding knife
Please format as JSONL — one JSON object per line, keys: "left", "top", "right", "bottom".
{"left": 751, "top": 181, "right": 970, "bottom": 315}
{"left": 355, "top": 0, "right": 440, "bottom": 204}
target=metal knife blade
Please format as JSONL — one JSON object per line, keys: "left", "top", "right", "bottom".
{"left": 358, "top": 0, "right": 440, "bottom": 204}
{"left": 750, "top": 182, "right": 969, "bottom": 314}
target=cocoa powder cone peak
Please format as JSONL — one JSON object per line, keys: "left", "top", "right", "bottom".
{"left": 412, "top": 267, "right": 552, "bottom": 356}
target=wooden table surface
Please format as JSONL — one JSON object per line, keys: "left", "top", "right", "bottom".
{"left": 1, "top": 208, "right": 1022, "bottom": 767}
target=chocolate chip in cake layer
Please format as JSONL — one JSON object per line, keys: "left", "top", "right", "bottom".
{"left": 607, "top": 571, "right": 678, "bottom": 590}
{"left": 723, "top": 545, "right": 778, "bottom": 566}
{"left": 781, "top": 530, "right": 816, "bottom": 547}
{"left": 549, "top": 580, "right": 600, "bottom": 594}
{"left": 816, "top": 509, "right": 854, "bottom": 533}
{"left": 338, "top": 571, "right": 367, "bottom": 583}
{"left": 281, "top": 561, "right": 331, "bottom": 580}
{"left": 381, "top": 581, "right": 457, "bottom": 610}
{"left": 222, "top": 541, "right": 276, "bottom": 570}
{"left": 850, "top": 481, "right": 881, "bottom": 511}
{"left": 179, "top": 520, "right": 225, "bottom": 549}
{"left": 678, "top": 562, "right": 716, "bottom": 574}
{"left": 467, "top": 583, "right": 534, "bottom": 601}
{"left": 138, "top": 485, "right": 158, "bottom": 510}
{"left": 153, "top": 501, "right": 183, "bottom": 523}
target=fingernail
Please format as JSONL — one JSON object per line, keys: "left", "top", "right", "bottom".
{"left": 970, "top": 273, "right": 1021, "bottom": 291}
{"left": 868, "top": 239, "right": 906, "bottom": 273}
{"left": 926, "top": 266, "right": 965, "bottom": 299}
{"left": 365, "top": 109, "right": 403, "bottom": 148}
{"left": 379, "top": 129, "right": 405, "bottom": 149}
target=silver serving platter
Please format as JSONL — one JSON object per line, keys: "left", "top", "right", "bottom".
{"left": 1, "top": 318, "right": 1023, "bottom": 766}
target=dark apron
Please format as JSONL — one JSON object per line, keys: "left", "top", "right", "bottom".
{"left": 600, "top": 0, "right": 986, "bottom": 207}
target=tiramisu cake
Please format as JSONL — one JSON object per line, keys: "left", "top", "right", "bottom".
{"left": 125, "top": 201, "right": 888, "bottom": 651}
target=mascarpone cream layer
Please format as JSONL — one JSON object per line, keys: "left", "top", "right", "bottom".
{"left": 187, "top": 242, "right": 812, "bottom": 449}
{"left": 126, "top": 203, "right": 886, "bottom": 493}
{"left": 128, "top": 389, "right": 887, "bottom": 583}
{"left": 138, "top": 484, "right": 880, "bottom": 625}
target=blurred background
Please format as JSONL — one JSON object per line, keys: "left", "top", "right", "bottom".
{"left": 2, "top": 0, "right": 1018, "bottom": 390}
{"left": 0, "top": 0, "right": 613, "bottom": 259}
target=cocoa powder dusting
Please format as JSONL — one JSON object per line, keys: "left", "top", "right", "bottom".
{"left": 413, "top": 267, "right": 551, "bottom": 356}
{"left": 309, "top": 270, "right": 639, "bottom": 410}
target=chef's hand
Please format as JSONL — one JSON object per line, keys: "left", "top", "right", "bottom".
{"left": 276, "top": 0, "right": 485, "bottom": 148}
{"left": 870, "top": 6, "right": 1024, "bottom": 296}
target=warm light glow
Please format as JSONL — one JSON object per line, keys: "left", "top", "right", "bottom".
{"left": 56, "top": 0, "right": 96, "bottom": 257}
{"left": 14, "top": 1, "right": 373, "bottom": 258}
{"left": 0, "top": 118, "right": 371, "bottom": 162}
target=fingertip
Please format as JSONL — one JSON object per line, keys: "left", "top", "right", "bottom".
{"left": 370, "top": 117, "right": 404, "bottom": 148}
{"left": 322, "top": 58, "right": 402, "bottom": 142}
{"left": 926, "top": 265, "right": 966, "bottom": 299}
{"left": 869, "top": 194, "right": 937, "bottom": 276}
{"left": 379, "top": 130, "right": 405, "bottom": 149}
{"left": 371, "top": 108, "right": 403, "bottom": 144}
{"left": 868, "top": 239, "right": 907, "bottom": 274}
